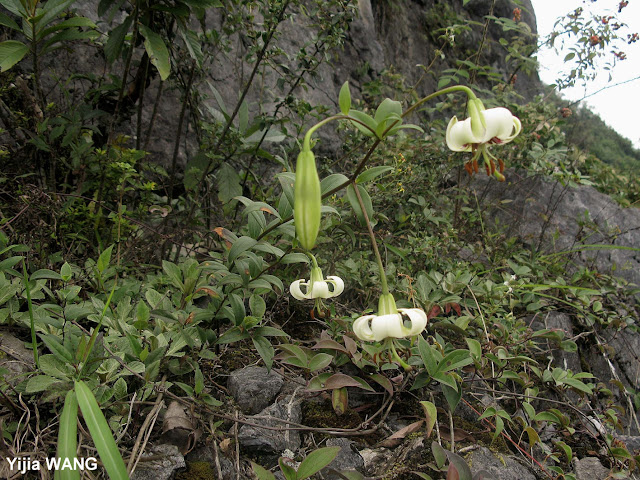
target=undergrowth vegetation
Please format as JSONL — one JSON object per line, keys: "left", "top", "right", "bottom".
{"left": 1, "top": 0, "right": 639, "bottom": 479}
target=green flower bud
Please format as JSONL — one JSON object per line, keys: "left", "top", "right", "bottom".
{"left": 294, "top": 147, "right": 322, "bottom": 250}
{"left": 378, "top": 293, "right": 399, "bottom": 316}
{"left": 467, "top": 98, "right": 486, "bottom": 140}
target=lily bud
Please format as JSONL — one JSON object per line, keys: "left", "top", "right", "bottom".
{"left": 467, "top": 98, "right": 486, "bottom": 140}
{"left": 294, "top": 146, "right": 322, "bottom": 250}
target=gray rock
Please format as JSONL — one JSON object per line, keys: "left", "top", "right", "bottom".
{"left": 321, "top": 438, "right": 365, "bottom": 480}
{"left": 130, "top": 444, "right": 185, "bottom": 480}
{"left": 531, "top": 311, "right": 582, "bottom": 374}
{"left": 574, "top": 457, "right": 610, "bottom": 480}
{"left": 237, "top": 395, "right": 302, "bottom": 454}
{"left": 467, "top": 446, "right": 537, "bottom": 480}
{"left": 472, "top": 170, "right": 640, "bottom": 288}
{"left": 228, "top": 366, "right": 284, "bottom": 414}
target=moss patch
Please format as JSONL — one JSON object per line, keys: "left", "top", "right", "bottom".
{"left": 175, "top": 461, "right": 216, "bottom": 480}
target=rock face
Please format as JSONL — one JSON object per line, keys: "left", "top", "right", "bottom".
{"left": 467, "top": 446, "right": 537, "bottom": 480}
{"left": 228, "top": 366, "right": 284, "bottom": 415}
{"left": 20, "top": 0, "right": 540, "bottom": 167}
{"left": 573, "top": 457, "right": 611, "bottom": 480}
{"left": 473, "top": 170, "right": 640, "bottom": 288}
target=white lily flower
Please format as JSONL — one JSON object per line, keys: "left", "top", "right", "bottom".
{"left": 353, "top": 293, "right": 428, "bottom": 342}
{"left": 289, "top": 267, "right": 344, "bottom": 300}
{"left": 446, "top": 107, "right": 521, "bottom": 151}
{"left": 446, "top": 105, "right": 521, "bottom": 181}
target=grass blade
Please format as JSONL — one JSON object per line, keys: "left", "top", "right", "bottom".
{"left": 55, "top": 391, "right": 80, "bottom": 480}
{"left": 75, "top": 381, "right": 129, "bottom": 480}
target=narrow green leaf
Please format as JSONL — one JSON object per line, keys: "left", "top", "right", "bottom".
{"left": 437, "top": 349, "right": 472, "bottom": 374}
{"left": 26, "top": 375, "right": 60, "bottom": 393}
{"left": 105, "top": 15, "right": 132, "bottom": 63}
{"left": 346, "top": 184, "right": 373, "bottom": 227}
{"left": 278, "top": 458, "right": 297, "bottom": 480}
{"left": 355, "top": 166, "right": 394, "bottom": 184}
{"left": 41, "top": 334, "right": 74, "bottom": 363}
{"left": 431, "top": 441, "right": 447, "bottom": 469}
{"left": 97, "top": 245, "right": 114, "bottom": 274}
{"left": 139, "top": 24, "right": 171, "bottom": 80}
{"left": 374, "top": 98, "right": 402, "bottom": 125}
{"left": 420, "top": 401, "right": 437, "bottom": 438}
{"left": 194, "top": 366, "right": 204, "bottom": 395}
{"left": 252, "top": 336, "right": 274, "bottom": 371}
{"left": 320, "top": 173, "right": 349, "bottom": 196}
{"left": 180, "top": 27, "right": 203, "bottom": 66}
{"left": 75, "top": 381, "right": 129, "bottom": 480}
{"left": 418, "top": 336, "right": 439, "bottom": 376}
{"left": 338, "top": 81, "right": 351, "bottom": 115}
{"left": 308, "top": 353, "right": 333, "bottom": 372}
{"left": 249, "top": 294, "right": 266, "bottom": 318}
{"left": 0, "top": 12, "right": 20, "bottom": 31}
{"left": 442, "top": 384, "right": 462, "bottom": 411}
{"left": 55, "top": 391, "right": 79, "bottom": 480}
{"left": 348, "top": 110, "right": 377, "bottom": 137}
{"left": 217, "top": 163, "right": 242, "bottom": 205}
{"left": 228, "top": 236, "right": 257, "bottom": 262}
{"left": 37, "top": 0, "right": 75, "bottom": 31}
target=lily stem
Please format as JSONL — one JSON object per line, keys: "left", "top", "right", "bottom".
{"left": 387, "top": 338, "right": 412, "bottom": 371}
{"left": 351, "top": 180, "right": 389, "bottom": 295}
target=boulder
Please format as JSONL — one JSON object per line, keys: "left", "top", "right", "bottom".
{"left": 228, "top": 366, "right": 284, "bottom": 415}
{"left": 467, "top": 446, "right": 537, "bottom": 480}
{"left": 237, "top": 395, "right": 302, "bottom": 454}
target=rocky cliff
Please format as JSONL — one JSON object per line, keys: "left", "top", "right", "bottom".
{"left": 15, "top": 0, "right": 541, "bottom": 166}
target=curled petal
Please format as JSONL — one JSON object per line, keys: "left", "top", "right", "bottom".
{"left": 446, "top": 116, "right": 474, "bottom": 152}
{"left": 398, "top": 308, "right": 428, "bottom": 336}
{"left": 481, "top": 107, "right": 521, "bottom": 144}
{"left": 326, "top": 276, "right": 344, "bottom": 297}
{"left": 290, "top": 280, "right": 311, "bottom": 300}
{"left": 502, "top": 115, "right": 521, "bottom": 143}
{"left": 353, "top": 315, "right": 377, "bottom": 341}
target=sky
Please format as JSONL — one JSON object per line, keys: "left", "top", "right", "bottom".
{"left": 529, "top": 0, "right": 640, "bottom": 148}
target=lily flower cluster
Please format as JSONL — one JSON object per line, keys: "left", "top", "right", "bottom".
{"left": 446, "top": 100, "right": 521, "bottom": 181}
{"left": 288, "top": 88, "right": 518, "bottom": 370}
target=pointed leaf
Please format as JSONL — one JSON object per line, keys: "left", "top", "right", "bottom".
{"left": 139, "top": 24, "right": 170, "bottom": 80}
{"left": 251, "top": 462, "right": 276, "bottom": 480}
{"left": 0, "top": 40, "right": 29, "bottom": 71}
{"left": 296, "top": 446, "right": 340, "bottom": 480}
{"left": 338, "top": 81, "right": 351, "bottom": 115}
{"left": 75, "top": 381, "right": 128, "bottom": 480}
{"left": 420, "top": 401, "right": 437, "bottom": 438}
{"left": 55, "top": 391, "right": 79, "bottom": 480}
